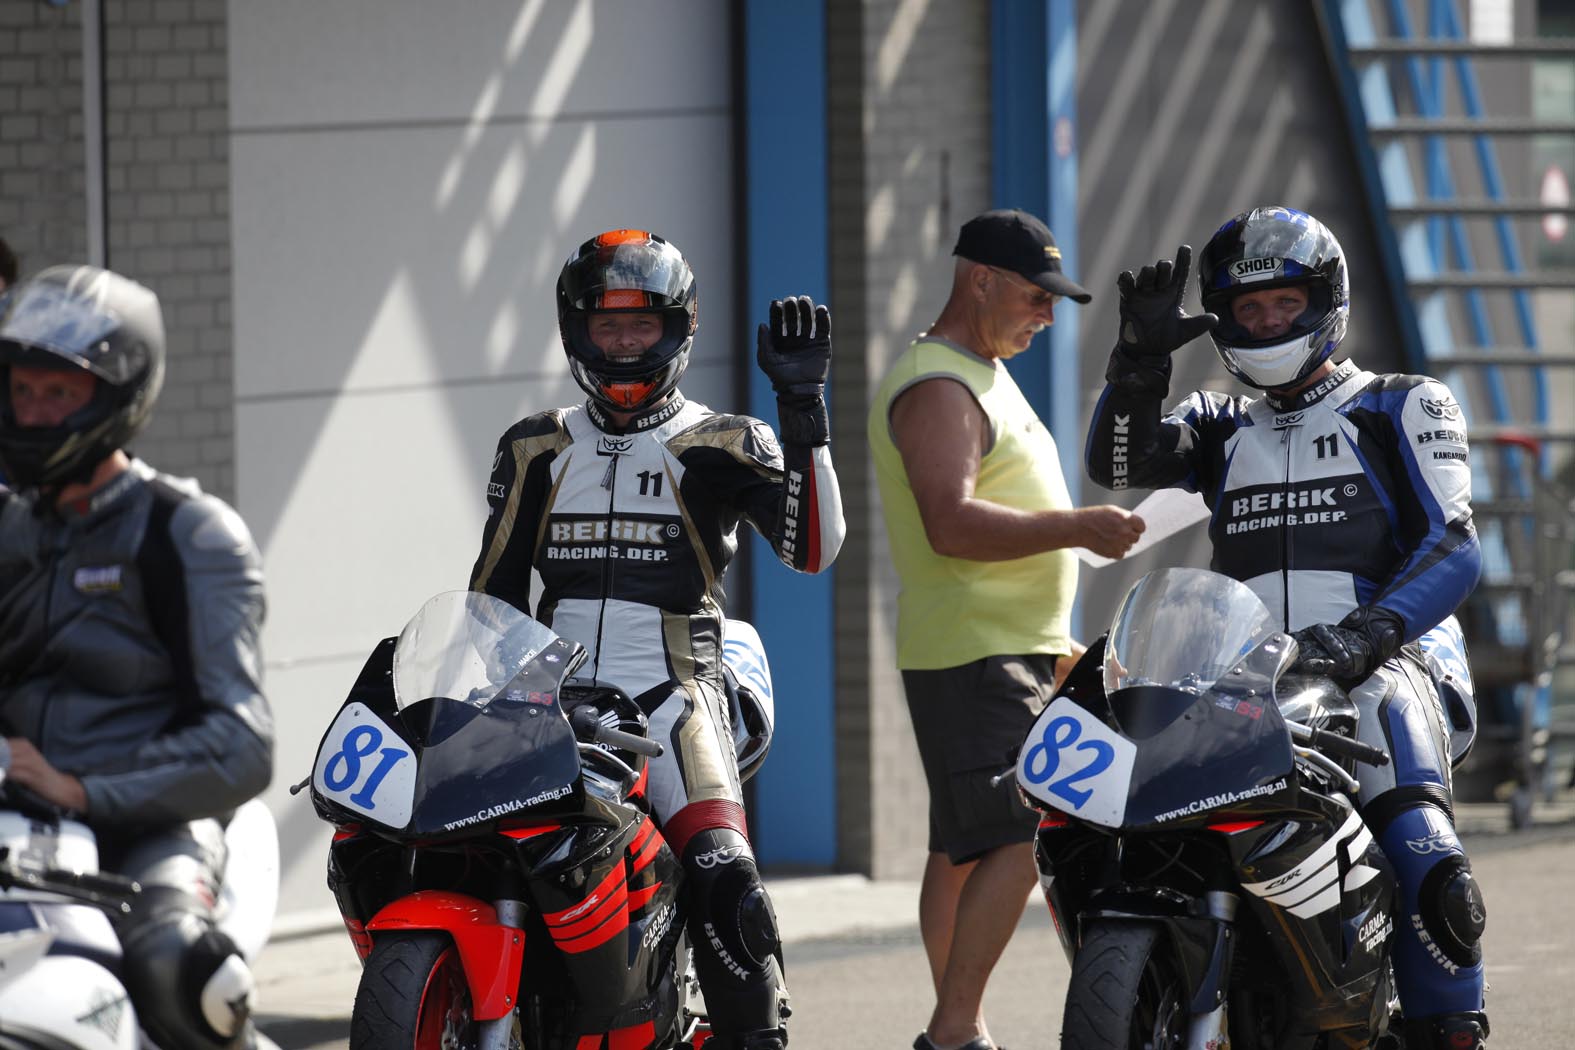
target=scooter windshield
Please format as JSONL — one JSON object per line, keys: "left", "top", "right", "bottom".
{"left": 392, "top": 591, "right": 563, "bottom": 711}
{"left": 1104, "top": 568, "right": 1274, "bottom": 696}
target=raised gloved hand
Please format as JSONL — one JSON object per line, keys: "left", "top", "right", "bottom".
{"left": 1290, "top": 606, "right": 1407, "bottom": 687}
{"left": 1116, "top": 244, "right": 1218, "bottom": 359}
{"left": 1105, "top": 245, "right": 1219, "bottom": 398}
{"left": 757, "top": 296, "right": 832, "bottom": 446}
{"left": 757, "top": 296, "right": 832, "bottom": 397}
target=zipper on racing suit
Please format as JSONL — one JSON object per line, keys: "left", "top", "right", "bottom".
{"left": 589, "top": 447, "right": 622, "bottom": 683}
{"left": 1280, "top": 425, "right": 1295, "bottom": 631}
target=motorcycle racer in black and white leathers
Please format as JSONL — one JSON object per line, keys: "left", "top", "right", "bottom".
{"left": 470, "top": 229, "right": 844, "bottom": 1050}
{"left": 1085, "top": 207, "right": 1489, "bottom": 1049}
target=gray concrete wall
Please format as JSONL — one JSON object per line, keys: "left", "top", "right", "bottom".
{"left": 828, "top": 0, "right": 995, "bottom": 880}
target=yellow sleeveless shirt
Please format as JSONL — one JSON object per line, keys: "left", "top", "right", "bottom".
{"left": 868, "top": 338, "right": 1077, "bottom": 669}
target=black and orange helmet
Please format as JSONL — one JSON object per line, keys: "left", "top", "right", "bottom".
{"left": 556, "top": 229, "right": 697, "bottom": 413}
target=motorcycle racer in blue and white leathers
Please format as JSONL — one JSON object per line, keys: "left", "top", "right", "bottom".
{"left": 1085, "top": 207, "right": 1488, "bottom": 1049}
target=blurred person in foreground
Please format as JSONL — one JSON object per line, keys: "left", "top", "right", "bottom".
{"left": 0, "top": 265, "right": 273, "bottom": 1049}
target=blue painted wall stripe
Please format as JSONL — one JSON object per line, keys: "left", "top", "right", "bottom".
{"left": 742, "top": 0, "right": 835, "bottom": 867}
{"left": 991, "top": 0, "right": 1082, "bottom": 635}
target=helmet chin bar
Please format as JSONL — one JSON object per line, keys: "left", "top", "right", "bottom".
{"left": 602, "top": 379, "right": 660, "bottom": 410}
{"left": 1220, "top": 335, "right": 1329, "bottom": 390}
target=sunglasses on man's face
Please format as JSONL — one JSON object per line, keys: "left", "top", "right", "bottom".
{"left": 989, "top": 267, "right": 1062, "bottom": 309}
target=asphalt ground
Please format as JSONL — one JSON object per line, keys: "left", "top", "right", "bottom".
{"left": 252, "top": 799, "right": 1568, "bottom": 1045}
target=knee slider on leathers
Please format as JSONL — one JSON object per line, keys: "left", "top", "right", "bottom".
{"left": 119, "top": 894, "right": 255, "bottom": 1050}
{"left": 1418, "top": 853, "right": 1487, "bottom": 968}
{"left": 683, "top": 827, "right": 782, "bottom": 975}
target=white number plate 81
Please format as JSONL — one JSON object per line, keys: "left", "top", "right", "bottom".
{"left": 312, "top": 703, "right": 416, "bottom": 828}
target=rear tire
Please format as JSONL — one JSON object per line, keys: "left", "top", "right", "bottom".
{"left": 1060, "top": 921, "right": 1188, "bottom": 1050}
{"left": 351, "top": 932, "right": 476, "bottom": 1050}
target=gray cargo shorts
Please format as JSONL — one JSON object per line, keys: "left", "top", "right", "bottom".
{"left": 902, "top": 652, "right": 1057, "bottom": 864}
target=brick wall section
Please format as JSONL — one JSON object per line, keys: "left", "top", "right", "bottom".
{"left": 103, "top": 0, "right": 235, "bottom": 501}
{"left": 0, "top": 1, "right": 234, "bottom": 502}
{"left": 0, "top": 3, "right": 87, "bottom": 279}
{"left": 829, "top": 0, "right": 994, "bottom": 879}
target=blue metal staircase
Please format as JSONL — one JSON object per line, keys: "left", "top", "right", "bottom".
{"left": 1318, "top": 0, "right": 1575, "bottom": 825}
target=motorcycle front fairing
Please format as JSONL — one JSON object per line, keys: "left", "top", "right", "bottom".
{"left": 1018, "top": 631, "right": 1299, "bottom": 832}
{"left": 310, "top": 592, "right": 592, "bottom": 840}
{"left": 398, "top": 639, "right": 586, "bottom": 839}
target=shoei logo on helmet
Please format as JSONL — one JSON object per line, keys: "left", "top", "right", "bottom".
{"left": 594, "top": 229, "right": 652, "bottom": 247}
{"left": 1229, "top": 257, "right": 1282, "bottom": 282}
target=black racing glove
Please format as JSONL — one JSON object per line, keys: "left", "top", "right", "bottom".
{"left": 1290, "top": 606, "right": 1408, "bottom": 687}
{"left": 757, "top": 295, "right": 832, "bottom": 447}
{"left": 1105, "top": 244, "right": 1218, "bottom": 397}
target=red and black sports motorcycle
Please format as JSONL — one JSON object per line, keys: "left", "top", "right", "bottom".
{"left": 308, "top": 590, "right": 713, "bottom": 1050}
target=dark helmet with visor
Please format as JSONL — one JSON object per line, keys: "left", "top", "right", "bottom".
{"left": 0, "top": 265, "right": 165, "bottom": 490}
{"left": 1198, "top": 206, "right": 1349, "bottom": 390}
{"left": 556, "top": 229, "right": 697, "bottom": 413}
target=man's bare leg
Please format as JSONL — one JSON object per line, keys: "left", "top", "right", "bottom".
{"left": 923, "top": 841, "right": 1035, "bottom": 1048}
{"left": 918, "top": 851, "right": 974, "bottom": 993}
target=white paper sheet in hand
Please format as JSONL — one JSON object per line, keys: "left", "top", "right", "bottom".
{"left": 1073, "top": 488, "right": 1210, "bottom": 567}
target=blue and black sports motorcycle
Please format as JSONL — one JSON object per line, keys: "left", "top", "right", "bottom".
{"left": 1017, "top": 568, "right": 1406, "bottom": 1050}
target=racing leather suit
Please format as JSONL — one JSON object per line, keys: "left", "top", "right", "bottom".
{"left": 470, "top": 393, "right": 844, "bottom": 1045}
{"left": 1087, "top": 357, "right": 1487, "bottom": 1023}
{"left": 0, "top": 458, "right": 273, "bottom": 1050}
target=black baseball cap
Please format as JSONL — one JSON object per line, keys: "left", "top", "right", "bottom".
{"left": 952, "top": 209, "right": 1092, "bottom": 304}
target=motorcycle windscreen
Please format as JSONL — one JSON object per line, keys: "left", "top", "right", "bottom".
{"left": 312, "top": 592, "right": 590, "bottom": 833}
{"left": 1103, "top": 567, "right": 1276, "bottom": 697}
{"left": 400, "top": 657, "right": 586, "bottom": 837}
{"left": 1019, "top": 568, "right": 1294, "bottom": 828}
{"left": 382, "top": 591, "right": 589, "bottom": 836}
{"left": 1109, "top": 685, "right": 1297, "bottom": 828}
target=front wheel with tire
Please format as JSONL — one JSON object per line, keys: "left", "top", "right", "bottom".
{"left": 1060, "top": 921, "right": 1187, "bottom": 1050}
{"left": 351, "top": 932, "right": 476, "bottom": 1050}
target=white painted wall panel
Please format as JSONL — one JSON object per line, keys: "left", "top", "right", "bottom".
{"left": 230, "top": 115, "right": 735, "bottom": 399}
{"left": 230, "top": 1, "right": 731, "bottom": 129}
{"left": 229, "top": 0, "right": 737, "bottom": 919}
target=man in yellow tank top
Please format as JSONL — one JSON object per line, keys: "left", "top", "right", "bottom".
{"left": 867, "top": 210, "right": 1145, "bottom": 1050}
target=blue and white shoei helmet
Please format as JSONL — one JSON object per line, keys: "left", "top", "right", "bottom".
{"left": 1198, "top": 206, "right": 1349, "bottom": 390}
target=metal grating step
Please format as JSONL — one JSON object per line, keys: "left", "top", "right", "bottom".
{"left": 1389, "top": 201, "right": 1575, "bottom": 217}
{"left": 1370, "top": 118, "right": 1575, "bottom": 136}
{"left": 1468, "top": 426, "right": 1575, "bottom": 443}
{"left": 1407, "top": 272, "right": 1575, "bottom": 290}
{"left": 1349, "top": 39, "right": 1575, "bottom": 57}
{"left": 1433, "top": 351, "right": 1575, "bottom": 367}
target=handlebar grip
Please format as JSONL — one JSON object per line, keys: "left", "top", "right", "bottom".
{"left": 596, "top": 726, "right": 664, "bottom": 758}
{"left": 1308, "top": 727, "right": 1390, "bottom": 768}
{"left": 569, "top": 704, "right": 664, "bottom": 757}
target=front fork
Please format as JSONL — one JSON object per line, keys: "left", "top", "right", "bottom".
{"left": 1183, "top": 891, "right": 1239, "bottom": 1050}
{"left": 479, "top": 898, "right": 527, "bottom": 1050}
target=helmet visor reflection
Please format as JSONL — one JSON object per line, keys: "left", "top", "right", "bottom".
{"left": 0, "top": 283, "right": 128, "bottom": 381}
{"left": 560, "top": 242, "right": 693, "bottom": 311}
